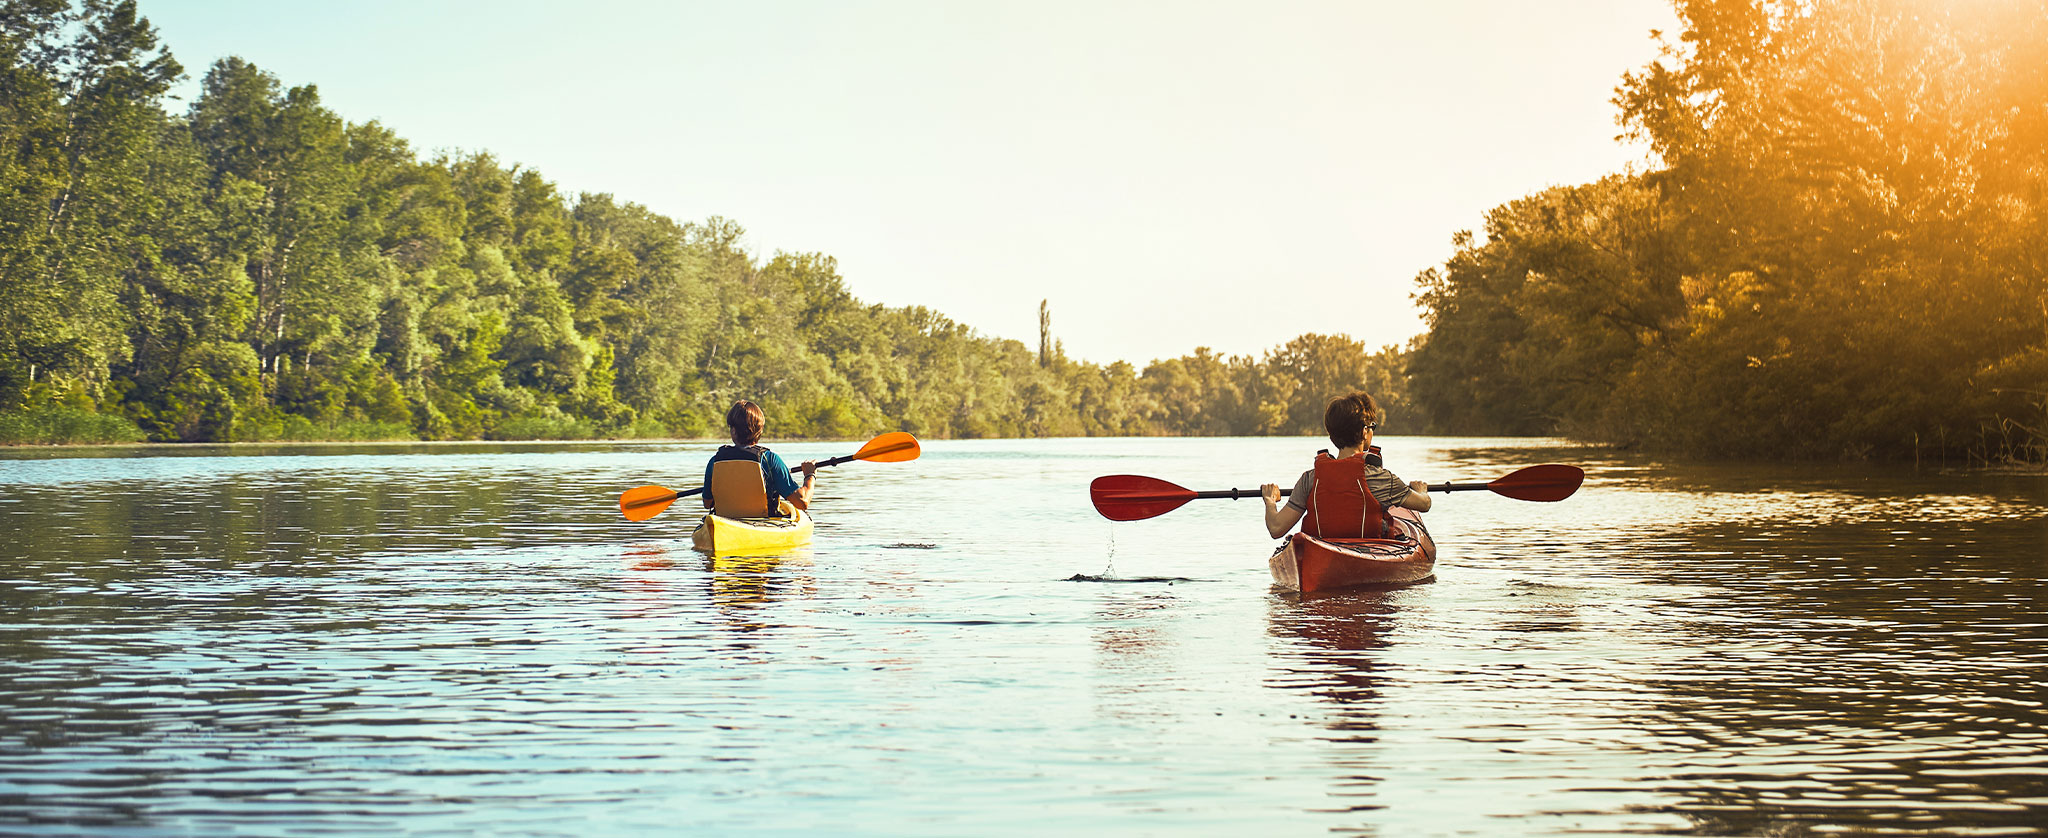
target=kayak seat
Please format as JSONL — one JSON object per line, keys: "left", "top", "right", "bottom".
{"left": 709, "top": 459, "right": 774, "bottom": 519}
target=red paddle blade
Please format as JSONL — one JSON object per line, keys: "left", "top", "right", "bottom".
{"left": 854, "top": 431, "right": 921, "bottom": 463}
{"left": 1487, "top": 464, "right": 1584, "bottom": 502}
{"left": 1090, "top": 474, "right": 1198, "bottom": 521}
{"left": 619, "top": 485, "right": 681, "bottom": 521}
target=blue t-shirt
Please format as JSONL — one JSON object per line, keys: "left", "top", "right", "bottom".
{"left": 703, "top": 446, "right": 801, "bottom": 506}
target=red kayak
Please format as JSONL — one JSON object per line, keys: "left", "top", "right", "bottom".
{"left": 1268, "top": 506, "right": 1436, "bottom": 592}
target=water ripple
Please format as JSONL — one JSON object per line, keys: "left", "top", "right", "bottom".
{"left": 0, "top": 438, "right": 2043, "bottom": 835}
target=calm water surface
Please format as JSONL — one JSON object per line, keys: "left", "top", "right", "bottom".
{"left": 1, "top": 436, "right": 2044, "bottom": 836}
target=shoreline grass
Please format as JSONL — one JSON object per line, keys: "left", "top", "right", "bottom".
{"left": 0, "top": 406, "right": 147, "bottom": 446}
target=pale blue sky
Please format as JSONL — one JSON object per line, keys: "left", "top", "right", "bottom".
{"left": 146, "top": 0, "right": 1678, "bottom": 365}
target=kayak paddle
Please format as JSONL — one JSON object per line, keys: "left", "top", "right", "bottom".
{"left": 619, "top": 431, "right": 922, "bottom": 521}
{"left": 1088, "top": 464, "right": 1584, "bottom": 522}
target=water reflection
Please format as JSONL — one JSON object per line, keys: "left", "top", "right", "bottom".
{"left": 1255, "top": 475, "right": 2048, "bottom": 835}
{"left": 1264, "top": 590, "right": 1402, "bottom": 823}
{"left": 1611, "top": 511, "right": 2048, "bottom": 836}
{"left": 706, "top": 549, "right": 815, "bottom": 630}
{"left": 1092, "top": 593, "right": 1179, "bottom": 664}
{"left": 614, "top": 539, "right": 820, "bottom": 642}
{"left": 1269, "top": 590, "right": 1398, "bottom": 707}
{"left": 1, "top": 438, "right": 2043, "bottom": 835}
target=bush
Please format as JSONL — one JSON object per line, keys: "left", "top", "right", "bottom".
{"left": 620, "top": 415, "right": 673, "bottom": 439}
{"left": 0, "top": 406, "right": 147, "bottom": 445}
{"left": 233, "top": 407, "right": 416, "bottom": 442}
{"left": 494, "top": 409, "right": 601, "bottom": 440}
{"left": 315, "top": 418, "right": 414, "bottom": 442}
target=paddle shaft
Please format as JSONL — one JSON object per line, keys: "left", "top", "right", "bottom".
{"left": 1189, "top": 482, "right": 1490, "bottom": 501}
{"left": 1089, "top": 464, "right": 1581, "bottom": 521}
{"left": 646, "top": 460, "right": 822, "bottom": 504}
{"left": 620, "top": 432, "right": 921, "bottom": 521}
{"left": 1428, "top": 481, "right": 1494, "bottom": 493}
{"left": 634, "top": 443, "right": 911, "bottom": 506}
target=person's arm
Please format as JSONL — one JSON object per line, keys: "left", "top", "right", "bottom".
{"left": 1261, "top": 483, "right": 1304, "bottom": 539}
{"left": 788, "top": 460, "right": 817, "bottom": 509}
{"left": 702, "top": 460, "right": 716, "bottom": 508}
{"left": 1397, "top": 480, "right": 1431, "bottom": 512}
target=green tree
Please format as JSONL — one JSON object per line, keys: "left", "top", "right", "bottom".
{"left": 0, "top": 0, "right": 179, "bottom": 408}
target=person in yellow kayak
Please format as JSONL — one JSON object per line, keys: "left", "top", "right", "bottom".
{"left": 703, "top": 400, "right": 817, "bottom": 517}
{"left": 1260, "top": 391, "right": 1430, "bottom": 539}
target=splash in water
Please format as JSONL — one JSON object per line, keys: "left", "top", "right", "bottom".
{"left": 1065, "top": 525, "right": 1192, "bottom": 582}
{"left": 1063, "top": 573, "right": 1195, "bottom": 583}
{"left": 1101, "top": 524, "right": 1117, "bottom": 578}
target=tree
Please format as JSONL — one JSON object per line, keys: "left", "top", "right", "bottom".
{"left": 0, "top": 0, "right": 179, "bottom": 407}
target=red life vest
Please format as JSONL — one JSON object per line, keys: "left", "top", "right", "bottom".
{"left": 1302, "top": 450, "right": 1390, "bottom": 539}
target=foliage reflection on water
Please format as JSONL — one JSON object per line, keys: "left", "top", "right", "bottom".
{"left": 1, "top": 437, "right": 2043, "bottom": 835}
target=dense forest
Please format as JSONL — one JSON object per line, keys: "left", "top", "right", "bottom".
{"left": 0, "top": 0, "right": 1411, "bottom": 445}
{"left": 5, "top": 0, "right": 2043, "bottom": 464}
{"left": 1408, "top": 0, "right": 2047, "bottom": 463}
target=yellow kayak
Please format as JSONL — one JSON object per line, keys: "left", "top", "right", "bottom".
{"left": 691, "top": 501, "right": 814, "bottom": 553}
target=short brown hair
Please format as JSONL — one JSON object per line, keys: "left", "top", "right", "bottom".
{"left": 1323, "top": 392, "right": 1381, "bottom": 448}
{"left": 726, "top": 400, "right": 765, "bottom": 446}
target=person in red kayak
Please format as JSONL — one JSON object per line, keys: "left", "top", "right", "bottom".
{"left": 1260, "top": 391, "right": 1430, "bottom": 539}
{"left": 703, "top": 400, "right": 817, "bottom": 516}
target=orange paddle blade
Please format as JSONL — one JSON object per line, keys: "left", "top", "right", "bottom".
{"left": 1487, "top": 464, "right": 1584, "bottom": 502}
{"left": 619, "top": 485, "right": 681, "bottom": 522}
{"left": 853, "top": 431, "right": 920, "bottom": 463}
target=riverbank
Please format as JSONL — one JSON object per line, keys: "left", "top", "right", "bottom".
{"left": 7, "top": 432, "right": 2044, "bottom": 476}
{"left": 0, "top": 405, "right": 666, "bottom": 448}
{"left": 7, "top": 402, "right": 2044, "bottom": 473}
{"left": 0, "top": 433, "right": 885, "bottom": 451}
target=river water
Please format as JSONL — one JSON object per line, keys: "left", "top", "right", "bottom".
{"left": 1, "top": 436, "right": 2043, "bottom": 836}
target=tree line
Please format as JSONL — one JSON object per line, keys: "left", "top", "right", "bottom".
{"left": 1407, "top": 0, "right": 2047, "bottom": 463}
{"left": 0, "top": 0, "right": 1416, "bottom": 445}
{"left": 12, "top": 0, "right": 2037, "bottom": 464}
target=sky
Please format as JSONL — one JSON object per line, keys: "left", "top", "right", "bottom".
{"left": 144, "top": 0, "right": 1679, "bottom": 366}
